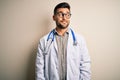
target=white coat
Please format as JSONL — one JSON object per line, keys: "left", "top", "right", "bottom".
{"left": 36, "top": 28, "right": 91, "bottom": 80}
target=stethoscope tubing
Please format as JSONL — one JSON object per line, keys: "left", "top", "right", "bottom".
{"left": 47, "top": 28, "right": 77, "bottom": 43}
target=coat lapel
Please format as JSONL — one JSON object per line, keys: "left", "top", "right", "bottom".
{"left": 67, "top": 29, "right": 73, "bottom": 52}
{"left": 53, "top": 37, "right": 58, "bottom": 53}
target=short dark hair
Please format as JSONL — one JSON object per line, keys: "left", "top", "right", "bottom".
{"left": 54, "top": 2, "right": 70, "bottom": 15}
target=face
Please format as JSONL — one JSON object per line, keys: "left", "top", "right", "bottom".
{"left": 53, "top": 8, "right": 71, "bottom": 29}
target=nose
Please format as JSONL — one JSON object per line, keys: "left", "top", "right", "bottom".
{"left": 62, "top": 14, "right": 67, "bottom": 20}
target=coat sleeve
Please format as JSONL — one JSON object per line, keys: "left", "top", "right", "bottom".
{"left": 35, "top": 40, "right": 45, "bottom": 80}
{"left": 79, "top": 37, "right": 91, "bottom": 80}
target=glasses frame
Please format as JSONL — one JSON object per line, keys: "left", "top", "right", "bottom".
{"left": 55, "top": 12, "right": 72, "bottom": 19}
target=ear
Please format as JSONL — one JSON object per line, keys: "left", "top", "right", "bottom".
{"left": 53, "top": 15, "right": 56, "bottom": 21}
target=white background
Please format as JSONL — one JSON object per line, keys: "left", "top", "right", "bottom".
{"left": 0, "top": 0, "right": 120, "bottom": 80}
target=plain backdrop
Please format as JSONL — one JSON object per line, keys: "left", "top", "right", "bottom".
{"left": 0, "top": 0, "right": 120, "bottom": 80}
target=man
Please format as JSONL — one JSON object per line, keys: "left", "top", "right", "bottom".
{"left": 36, "top": 2, "right": 91, "bottom": 80}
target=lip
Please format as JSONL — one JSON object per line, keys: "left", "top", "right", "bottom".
{"left": 62, "top": 21, "right": 66, "bottom": 23}
{"left": 61, "top": 20, "right": 67, "bottom": 23}
{"left": 61, "top": 22, "right": 67, "bottom": 25}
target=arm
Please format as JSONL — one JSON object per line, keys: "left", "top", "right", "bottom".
{"left": 79, "top": 38, "right": 91, "bottom": 80}
{"left": 36, "top": 41, "right": 45, "bottom": 80}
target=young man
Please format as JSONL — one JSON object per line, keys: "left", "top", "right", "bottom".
{"left": 36, "top": 2, "right": 91, "bottom": 80}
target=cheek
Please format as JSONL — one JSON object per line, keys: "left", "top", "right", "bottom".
{"left": 66, "top": 20, "right": 70, "bottom": 23}
{"left": 56, "top": 19, "right": 62, "bottom": 23}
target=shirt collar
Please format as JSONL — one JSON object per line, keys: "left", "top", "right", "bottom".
{"left": 54, "top": 28, "right": 70, "bottom": 36}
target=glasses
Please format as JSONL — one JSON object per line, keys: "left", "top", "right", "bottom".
{"left": 56, "top": 12, "right": 71, "bottom": 19}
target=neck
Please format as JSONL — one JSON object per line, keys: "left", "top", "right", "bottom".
{"left": 56, "top": 27, "right": 68, "bottom": 36}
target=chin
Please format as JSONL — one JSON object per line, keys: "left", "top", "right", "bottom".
{"left": 62, "top": 23, "right": 69, "bottom": 28}
{"left": 56, "top": 22, "right": 69, "bottom": 29}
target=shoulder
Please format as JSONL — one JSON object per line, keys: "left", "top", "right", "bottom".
{"left": 70, "top": 28, "right": 85, "bottom": 41}
{"left": 39, "top": 34, "right": 48, "bottom": 42}
{"left": 75, "top": 33, "right": 85, "bottom": 40}
{"left": 72, "top": 30, "right": 86, "bottom": 45}
{"left": 38, "top": 32, "right": 50, "bottom": 47}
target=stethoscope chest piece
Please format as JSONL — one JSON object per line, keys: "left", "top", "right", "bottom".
{"left": 73, "top": 41, "right": 77, "bottom": 46}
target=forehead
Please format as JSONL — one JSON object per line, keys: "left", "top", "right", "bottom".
{"left": 57, "top": 8, "right": 70, "bottom": 13}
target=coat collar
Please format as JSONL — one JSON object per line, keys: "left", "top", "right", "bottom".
{"left": 53, "top": 28, "right": 73, "bottom": 53}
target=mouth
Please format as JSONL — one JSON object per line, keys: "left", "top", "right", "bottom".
{"left": 57, "top": 21, "right": 69, "bottom": 29}
{"left": 62, "top": 22, "right": 67, "bottom": 24}
{"left": 61, "top": 21, "right": 67, "bottom": 24}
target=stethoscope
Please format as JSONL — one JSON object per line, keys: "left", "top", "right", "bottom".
{"left": 44, "top": 28, "right": 77, "bottom": 55}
